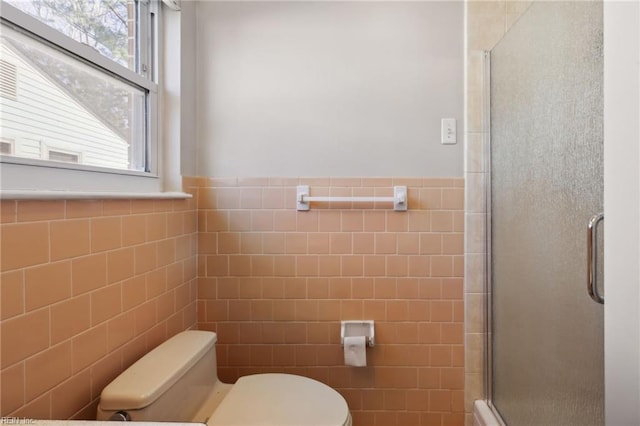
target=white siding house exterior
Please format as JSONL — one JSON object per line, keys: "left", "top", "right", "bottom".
{"left": 0, "top": 38, "right": 130, "bottom": 169}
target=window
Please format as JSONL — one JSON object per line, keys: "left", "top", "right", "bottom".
{"left": 47, "top": 149, "right": 80, "bottom": 163}
{"left": 0, "top": 0, "right": 160, "bottom": 193}
{"left": 0, "top": 138, "right": 15, "bottom": 155}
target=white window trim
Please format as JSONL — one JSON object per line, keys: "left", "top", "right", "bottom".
{"left": 0, "top": 1, "right": 188, "bottom": 199}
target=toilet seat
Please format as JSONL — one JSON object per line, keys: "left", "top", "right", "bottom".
{"left": 206, "top": 373, "right": 351, "bottom": 426}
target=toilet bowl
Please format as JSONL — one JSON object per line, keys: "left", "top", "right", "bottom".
{"left": 97, "top": 330, "right": 351, "bottom": 426}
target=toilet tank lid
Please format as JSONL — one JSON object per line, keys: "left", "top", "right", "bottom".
{"left": 99, "top": 331, "right": 217, "bottom": 410}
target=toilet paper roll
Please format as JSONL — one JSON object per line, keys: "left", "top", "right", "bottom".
{"left": 343, "top": 335, "right": 367, "bottom": 367}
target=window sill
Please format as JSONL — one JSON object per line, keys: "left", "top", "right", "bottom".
{"left": 0, "top": 190, "right": 192, "bottom": 200}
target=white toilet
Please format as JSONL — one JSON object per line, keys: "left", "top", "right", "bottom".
{"left": 97, "top": 330, "right": 352, "bottom": 426}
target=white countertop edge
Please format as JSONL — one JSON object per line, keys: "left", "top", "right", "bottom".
{"left": 0, "top": 191, "right": 193, "bottom": 200}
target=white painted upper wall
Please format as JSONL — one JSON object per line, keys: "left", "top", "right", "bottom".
{"left": 194, "top": 1, "right": 464, "bottom": 177}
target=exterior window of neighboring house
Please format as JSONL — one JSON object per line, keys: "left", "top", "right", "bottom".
{"left": 0, "top": 138, "right": 15, "bottom": 155}
{"left": 0, "top": 0, "right": 162, "bottom": 193}
{"left": 48, "top": 149, "right": 81, "bottom": 164}
{"left": 0, "top": 60, "right": 18, "bottom": 100}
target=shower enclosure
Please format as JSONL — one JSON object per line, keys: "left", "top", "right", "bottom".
{"left": 488, "top": 2, "right": 604, "bottom": 425}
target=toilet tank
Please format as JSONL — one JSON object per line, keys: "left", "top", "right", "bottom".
{"left": 97, "top": 331, "right": 228, "bottom": 422}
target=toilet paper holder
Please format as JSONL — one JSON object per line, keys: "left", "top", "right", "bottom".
{"left": 340, "top": 320, "right": 375, "bottom": 347}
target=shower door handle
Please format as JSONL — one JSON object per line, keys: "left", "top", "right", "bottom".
{"left": 587, "top": 212, "right": 604, "bottom": 304}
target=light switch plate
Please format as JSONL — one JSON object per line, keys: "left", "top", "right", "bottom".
{"left": 441, "top": 118, "right": 457, "bottom": 145}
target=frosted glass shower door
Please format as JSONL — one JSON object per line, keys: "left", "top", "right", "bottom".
{"left": 490, "top": 2, "right": 603, "bottom": 425}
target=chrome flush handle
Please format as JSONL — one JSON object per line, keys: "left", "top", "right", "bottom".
{"left": 587, "top": 212, "right": 604, "bottom": 304}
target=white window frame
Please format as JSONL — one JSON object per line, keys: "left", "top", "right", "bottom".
{"left": 0, "top": 1, "right": 171, "bottom": 197}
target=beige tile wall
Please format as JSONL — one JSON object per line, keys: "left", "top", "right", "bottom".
{"left": 464, "top": 1, "right": 533, "bottom": 425}
{"left": 0, "top": 178, "right": 199, "bottom": 419}
{"left": 196, "top": 177, "right": 465, "bottom": 426}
